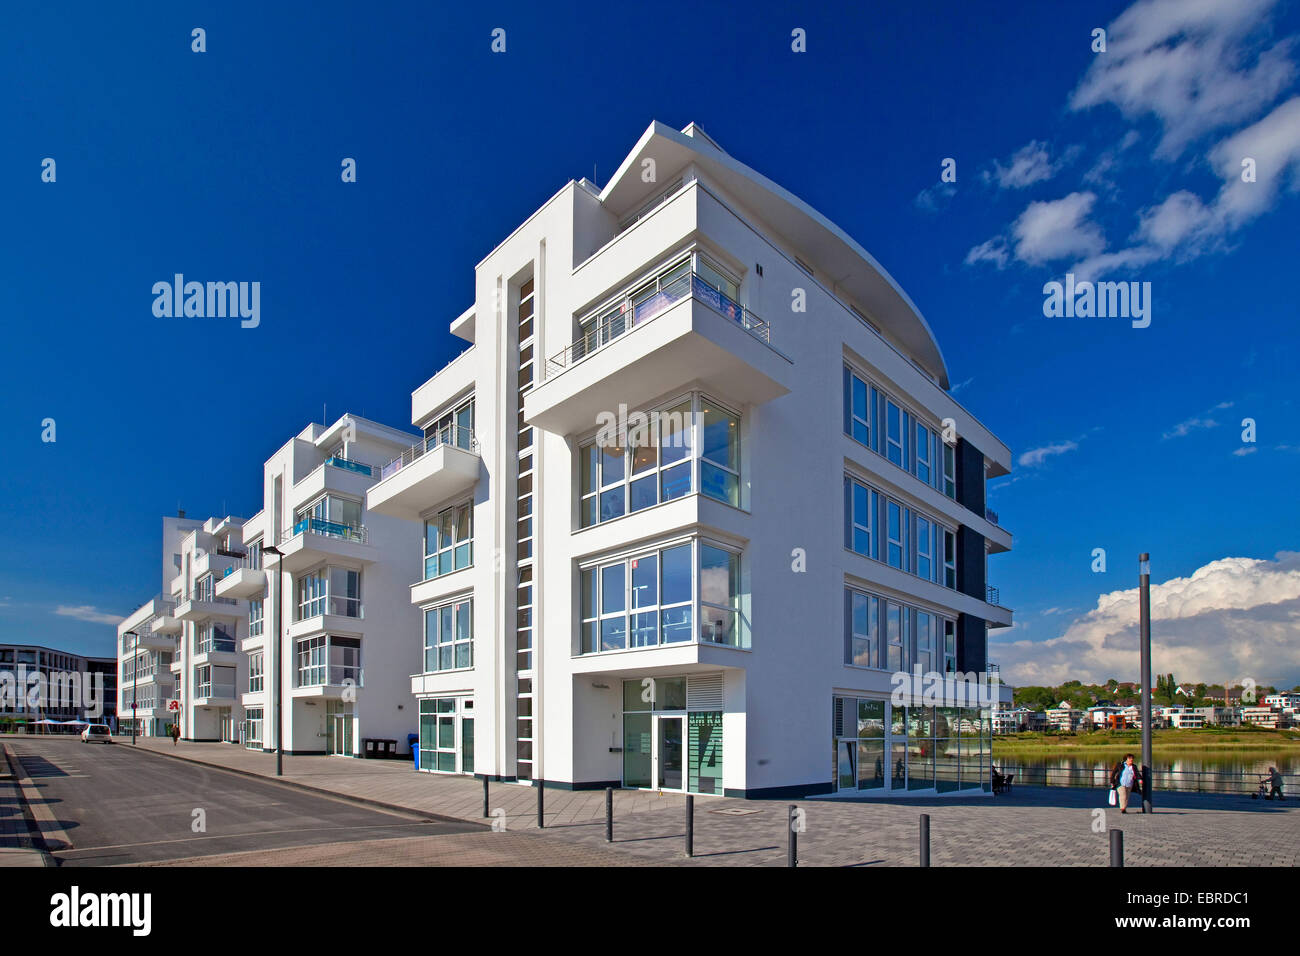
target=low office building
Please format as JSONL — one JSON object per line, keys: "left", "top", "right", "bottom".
{"left": 1, "top": 643, "right": 117, "bottom": 728}
{"left": 221, "top": 414, "right": 422, "bottom": 755}
{"left": 366, "top": 121, "right": 1013, "bottom": 795}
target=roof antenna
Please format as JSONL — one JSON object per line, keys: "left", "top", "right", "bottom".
{"left": 593, "top": 163, "right": 598, "bottom": 187}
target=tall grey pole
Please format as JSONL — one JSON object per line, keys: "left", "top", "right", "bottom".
{"left": 275, "top": 554, "right": 284, "bottom": 776}
{"left": 128, "top": 631, "right": 138, "bottom": 745}
{"left": 1139, "top": 553, "right": 1152, "bottom": 814}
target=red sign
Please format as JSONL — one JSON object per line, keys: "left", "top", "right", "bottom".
{"left": 167, "top": 700, "right": 180, "bottom": 711}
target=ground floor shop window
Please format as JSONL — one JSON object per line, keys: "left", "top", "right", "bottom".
{"left": 244, "top": 708, "right": 263, "bottom": 749}
{"left": 418, "top": 697, "right": 473, "bottom": 773}
{"left": 834, "top": 697, "right": 990, "bottom": 794}
{"left": 622, "top": 676, "right": 723, "bottom": 794}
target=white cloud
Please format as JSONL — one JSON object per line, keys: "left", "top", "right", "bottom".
{"left": 950, "top": 376, "right": 975, "bottom": 394}
{"left": 986, "top": 141, "right": 1073, "bottom": 189}
{"left": 1162, "top": 400, "right": 1233, "bottom": 439}
{"left": 1012, "top": 192, "right": 1107, "bottom": 264}
{"left": 964, "top": 237, "right": 1010, "bottom": 269}
{"left": 1233, "top": 446, "right": 1258, "bottom": 456}
{"left": 1017, "top": 440, "right": 1079, "bottom": 468}
{"left": 914, "top": 182, "right": 957, "bottom": 213}
{"left": 993, "top": 552, "right": 1300, "bottom": 688}
{"left": 54, "top": 605, "right": 122, "bottom": 626}
{"left": 1070, "top": 0, "right": 1296, "bottom": 159}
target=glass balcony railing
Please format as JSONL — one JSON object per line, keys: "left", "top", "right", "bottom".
{"left": 197, "top": 635, "right": 237, "bottom": 655}
{"left": 380, "top": 426, "right": 477, "bottom": 481}
{"left": 287, "top": 516, "right": 368, "bottom": 544}
{"left": 547, "top": 271, "right": 771, "bottom": 377}
{"left": 324, "top": 455, "right": 376, "bottom": 477}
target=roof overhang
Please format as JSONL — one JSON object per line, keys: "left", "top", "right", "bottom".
{"left": 601, "top": 121, "right": 950, "bottom": 388}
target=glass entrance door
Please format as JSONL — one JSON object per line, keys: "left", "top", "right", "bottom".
{"left": 326, "top": 704, "right": 354, "bottom": 756}
{"left": 654, "top": 716, "right": 684, "bottom": 791}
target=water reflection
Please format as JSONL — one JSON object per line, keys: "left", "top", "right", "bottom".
{"left": 1000, "top": 753, "right": 1300, "bottom": 792}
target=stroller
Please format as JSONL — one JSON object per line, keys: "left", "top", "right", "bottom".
{"left": 1252, "top": 772, "right": 1285, "bottom": 800}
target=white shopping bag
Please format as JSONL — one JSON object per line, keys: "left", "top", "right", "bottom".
{"left": 1108, "top": 788, "right": 1118, "bottom": 806}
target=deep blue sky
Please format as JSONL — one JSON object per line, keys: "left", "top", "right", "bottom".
{"left": 2, "top": 1, "right": 1297, "bottom": 681}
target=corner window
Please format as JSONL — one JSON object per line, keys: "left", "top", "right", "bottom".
{"left": 579, "top": 393, "right": 738, "bottom": 528}
{"left": 424, "top": 503, "right": 472, "bottom": 579}
{"left": 579, "top": 538, "right": 744, "bottom": 653}
{"left": 423, "top": 598, "right": 472, "bottom": 672}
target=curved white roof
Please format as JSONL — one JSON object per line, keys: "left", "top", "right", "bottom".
{"left": 601, "top": 121, "right": 950, "bottom": 388}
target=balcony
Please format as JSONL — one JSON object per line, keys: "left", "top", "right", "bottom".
{"left": 292, "top": 665, "right": 364, "bottom": 699}
{"left": 193, "top": 683, "right": 237, "bottom": 705}
{"left": 272, "top": 517, "right": 375, "bottom": 573}
{"left": 176, "top": 592, "right": 242, "bottom": 621}
{"left": 525, "top": 271, "right": 792, "bottom": 435}
{"left": 215, "top": 562, "right": 267, "bottom": 600}
{"left": 366, "top": 428, "right": 480, "bottom": 522}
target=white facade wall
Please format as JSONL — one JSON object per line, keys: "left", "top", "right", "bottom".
{"left": 369, "top": 122, "right": 1014, "bottom": 796}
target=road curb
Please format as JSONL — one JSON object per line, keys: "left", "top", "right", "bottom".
{"left": 122, "top": 743, "right": 482, "bottom": 828}
{"left": 1, "top": 743, "right": 59, "bottom": 865}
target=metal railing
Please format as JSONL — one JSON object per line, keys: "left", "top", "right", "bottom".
{"left": 986, "top": 585, "right": 1001, "bottom": 606}
{"left": 998, "top": 764, "right": 1299, "bottom": 796}
{"left": 285, "top": 516, "right": 368, "bottom": 544}
{"left": 985, "top": 508, "right": 999, "bottom": 526}
{"left": 546, "top": 271, "right": 772, "bottom": 377}
{"left": 380, "top": 426, "right": 478, "bottom": 481}
{"left": 324, "top": 455, "right": 376, "bottom": 478}
{"left": 183, "top": 590, "right": 238, "bottom": 606}
{"left": 197, "top": 636, "right": 237, "bottom": 655}
{"left": 298, "top": 665, "right": 364, "bottom": 688}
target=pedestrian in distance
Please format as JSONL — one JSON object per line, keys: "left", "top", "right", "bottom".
{"left": 1111, "top": 752, "right": 1138, "bottom": 812}
{"left": 170, "top": 723, "right": 180, "bottom": 747}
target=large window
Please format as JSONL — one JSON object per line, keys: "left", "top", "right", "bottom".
{"left": 845, "top": 476, "right": 956, "bottom": 590}
{"left": 424, "top": 502, "right": 472, "bottom": 579}
{"left": 249, "top": 597, "right": 264, "bottom": 638}
{"left": 579, "top": 393, "right": 739, "bottom": 528}
{"left": 296, "top": 566, "right": 361, "bottom": 620}
{"left": 846, "top": 586, "right": 956, "bottom": 676}
{"left": 843, "top": 363, "right": 957, "bottom": 502}
{"left": 244, "top": 707, "right": 263, "bottom": 749}
{"left": 423, "top": 598, "right": 472, "bottom": 672}
{"left": 248, "top": 652, "right": 264, "bottom": 693}
{"left": 293, "top": 494, "right": 363, "bottom": 541}
{"left": 424, "top": 397, "right": 475, "bottom": 452}
{"left": 196, "top": 622, "right": 235, "bottom": 654}
{"left": 296, "top": 636, "right": 326, "bottom": 687}
{"left": 580, "top": 538, "right": 744, "bottom": 653}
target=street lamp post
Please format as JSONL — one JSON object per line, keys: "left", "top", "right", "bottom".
{"left": 263, "top": 544, "right": 286, "bottom": 776}
{"left": 1139, "top": 553, "right": 1153, "bottom": 814}
{"left": 125, "top": 631, "right": 139, "bottom": 745}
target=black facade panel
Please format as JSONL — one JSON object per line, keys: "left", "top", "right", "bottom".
{"left": 957, "top": 525, "right": 986, "bottom": 601}
{"left": 956, "top": 438, "right": 985, "bottom": 518}
{"left": 957, "top": 613, "right": 987, "bottom": 673}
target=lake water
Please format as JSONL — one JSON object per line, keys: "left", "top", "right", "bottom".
{"left": 996, "top": 753, "right": 1300, "bottom": 793}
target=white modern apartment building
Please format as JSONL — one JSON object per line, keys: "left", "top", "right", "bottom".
{"left": 171, "top": 515, "right": 250, "bottom": 741}
{"left": 218, "top": 415, "right": 422, "bottom": 755}
{"left": 117, "top": 513, "right": 204, "bottom": 736}
{"left": 366, "top": 121, "right": 1013, "bottom": 796}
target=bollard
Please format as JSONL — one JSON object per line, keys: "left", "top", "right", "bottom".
{"left": 787, "top": 804, "right": 798, "bottom": 867}
{"left": 920, "top": 813, "right": 930, "bottom": 867}
{"left": 605, "top": 787, "right": 613, "bottom": 842}
{"left": 483, "top": 775, "right": 489, "bottom": 819}
{"left": 1110, "top": 828, "right": 1124, "bottom": 867}
{"left": 537, "top": 778, "right": 544, "bottom": 829}
{"left": 685, "top": 794, "right": 694, "bottom": 858}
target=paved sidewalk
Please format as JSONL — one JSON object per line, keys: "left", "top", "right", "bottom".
{"left": 0, "top": 747, "right": 48, "bottom": 866}
{"left": 116, "top": 737, "right": 1298, "bottom": 866}
{"left": 124, "top": 736, "right": 685, "bottom": 829}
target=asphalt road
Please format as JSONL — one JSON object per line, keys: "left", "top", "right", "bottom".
{"left": 8, "top": 737, "right": 483, "bottom": 866}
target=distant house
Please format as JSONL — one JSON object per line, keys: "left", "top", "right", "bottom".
{"left": 1045, "top": 704, "right": 1084, "bottom": 732}
{"left": 1193, "top": 706, "right": 1239, "bottom": 727}
{"left": 1242, "top": 706, "right": 1280, "bottom": 729}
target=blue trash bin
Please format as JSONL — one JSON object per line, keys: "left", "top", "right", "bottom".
{"left": 408, "top": 733, "right": 420, "bottom": 769}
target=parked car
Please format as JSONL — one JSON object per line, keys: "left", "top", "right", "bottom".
{"left": 81, "top": 724, "right": 113, "bottom": 744}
